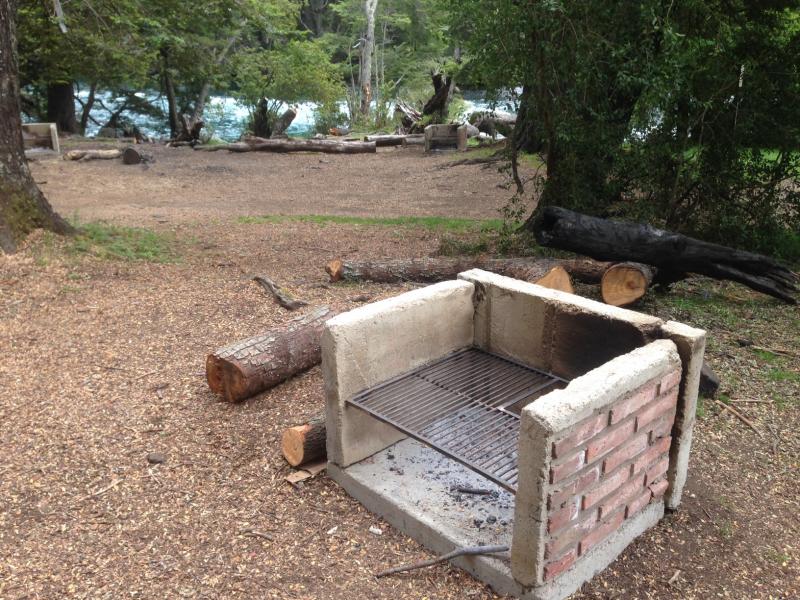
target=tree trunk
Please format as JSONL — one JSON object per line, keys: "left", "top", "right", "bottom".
{"left": 281, "top": 415, "right": 326, "bottom": 467}
{"left": 422, "top": 71, "right": 455, "bottom": 123}
{"left": 0, "top": 0, "right": 72, "bottom": 253}
{"left": 359, "top": 0, "right": 378, "bottom": 117}
{"left": 79, "top": 82, "right": 97, "bottom": 134}
{"left": 532, "top": 206, "right": 798, "bottom": 304}
{"left": 46, "top": 81, "right": 79, "bottom": 134}
{"left": 271, "top": 106, "right": 297, "bottom": 137}
{"left": 600, "top": 262, "right": 654, "bottom": 307}
{"left": 206, "top": 306, "right": 337, "bottom": 403}
{"left": 161, "top": 48, "right": 180, "bottom": 139}
{"left": 324, "top": 257, "right": 578, "bottom": 293}
{"left": 514, "top": 84, "right": 543, "bottom": 153}
{"left": 227, "top": 138, "right": 376, "bottom": 154}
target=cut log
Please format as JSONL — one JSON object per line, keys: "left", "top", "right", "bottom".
{"left": 532, "top": 207, "right": 798, "bottom": 304}
{"left": 468, "top": 111, "right": 516, "bottom": 138}
{"left": 63, "top": 148, "right": 122, "bottom": 161}
{"left": 325, "top": 257, "right": 575, "bottom": 293}
{"left": 600, "top": 262, "right": 655, "bottom": 307}
{"left": 253, "top": 275, "right": 308, "bottom": 311}
{"left": 206, "top": 306, "right": 337, "bottom": 402}
{"left": 227, "top": 138, "right": 376, "bottom": 154}
{"left": 122, "top": 147, "right": 143, "bottom": 165}
{"left": 281, "top": 415, "right": 326, "bottom": 467}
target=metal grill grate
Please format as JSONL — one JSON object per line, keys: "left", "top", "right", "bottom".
{"left": 347, "top": 348, "right": 567, "bottom": 492}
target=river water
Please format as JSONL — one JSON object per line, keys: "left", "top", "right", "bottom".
{"left": 74, "top": 90, "right": 517, "bottom": 141}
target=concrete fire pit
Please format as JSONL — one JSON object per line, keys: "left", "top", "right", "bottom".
{"left": 322, "top": 269, "right": 705, "bottom": 599}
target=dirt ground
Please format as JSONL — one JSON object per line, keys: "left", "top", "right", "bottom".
{"left": 1, "top": 141, "right": 798, "bottom": 599}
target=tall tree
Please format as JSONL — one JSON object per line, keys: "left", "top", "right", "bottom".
{"left": 359, "top": 0, "right": 378, "bottom": 116}
{"left": 0, "top": 0, "right": 71, "bottom": 253}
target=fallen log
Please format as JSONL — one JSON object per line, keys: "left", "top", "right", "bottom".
{"left": 253, "top": 275, "right": 308, "bottom": 311}
{"left": 227, "top": 138, "right": 376, "bottom": 154}
{"left": 699, "top": 361, "right": 720, "bottom": 398}
{"left": 533, "top": 207, "right": 798, "bottom": 304}
{"left": 63, "top": 148, "right": 122, "bottom": 161}
{"left": 206, "top": 306, "right": 337, "bottom": 402}
{"left": 600, "top": 262, "right": 655, "bottom": 307}
{"left": 325, "top": 257, "right": 583, "bottom": 293}
{"left": 281, "top": 415, "right": 326, "bottom": 467}
{"left": 364, "top": 134, "right": 424, "bottom": 147}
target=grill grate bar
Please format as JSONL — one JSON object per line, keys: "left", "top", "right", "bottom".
{"left": 347, "top": 348, "right": 565, "bottom": 493}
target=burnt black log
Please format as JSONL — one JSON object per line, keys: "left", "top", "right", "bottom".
{"left": 531, "top": 207, "right": 798, "bottom": 304}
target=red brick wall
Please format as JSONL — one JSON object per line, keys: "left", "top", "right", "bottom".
{"left": 540, "top": 368, "right": 681, "bottom": 581}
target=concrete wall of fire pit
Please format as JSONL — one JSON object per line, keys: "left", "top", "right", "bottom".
{"left": 323, "top": 269, "right": 705, "bottom": 600}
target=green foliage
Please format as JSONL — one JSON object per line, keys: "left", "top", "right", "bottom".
{"left": 448, "top": 0, "right": 800, "bottom": 261}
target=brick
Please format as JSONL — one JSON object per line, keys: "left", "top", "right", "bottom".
{"left": 635, "top": 390, "right": 679, "bottom": 432}
{"left": 547, "top": 497, "right": 580, "bottom": 534}
{"left": 647, "top": 409, "right": 677, "bottom": 443}
{"left": 552, "top": 412, "right": 608, "bottom": 458}
{"left": 543, "top": 548, "right": 577, "bottom": 581}
{"left": 649, "top": 478, "right": 669, "bottom": 499}
{"left": 659, "top": 369, "right": 682, "bottom": 394}
{"left": 602, "top": 433, "right": 648, "bottom": 474}
{"left": 586, "top": 419, "right": 636, "bottom": 463}
{"left": 579, "top": 509, "right": 626, "bottom": 556}
{"left": 548, "top": 466, "right": 600, "bottom": 510}
{"left": 609, "top": 385, "right": 656, "bottom": 425}
{"left": 632, "top": 436, "right": 672, "bottom": 474}
{"left": 645, "top": 456, "right": 670, "bottom": 486}
{"left": 598, "top": 473, "right": 646, "bottom": 518}
{"left": 625, "top": 487, "right": 653, "bottom": 518}
{"left": 582, "top": 467, "right": 630, "bottom": 510}
{"left": 550, "top": 450, "right": 586, "bottom": 484}
{"left": 545, "top": 510, "right": 598, "bottom": 559}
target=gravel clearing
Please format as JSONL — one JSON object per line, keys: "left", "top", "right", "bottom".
{"left": 0, "top": 142, "right": 797, "bottom": 599}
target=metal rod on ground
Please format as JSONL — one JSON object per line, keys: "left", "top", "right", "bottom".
{"left": 375, "top": 544, "right": 510, "bottom": 578}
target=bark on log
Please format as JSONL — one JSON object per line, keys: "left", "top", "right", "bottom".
{"left": 63, "top": 149, "right": 122, "bottom": 161}
{"left": 325, "top": 257, "right": 575, "bottom": 294}
{"left": 227, "top": 138, "right": 377, "bottom": 154}
{"left": 532, "top": 207, "right": 798, "bottom": 304}
{"left": 281, "top": 415, "right": 326, "bottom": 467}
{"left": 600, "top": 262, "right": 655, "bottom": 307}
{"left": 253, "top": 275, "right": 308, "bottom": 311}
{"left": 364, "top": 134, "right": 423, "bottom": 147}
{"left": 206, "top": 306, "right": 337, "bottom": 403}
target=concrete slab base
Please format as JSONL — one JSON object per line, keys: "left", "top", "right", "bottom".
{"left": 328, "top": 438, "right": 665, "bottom": 600}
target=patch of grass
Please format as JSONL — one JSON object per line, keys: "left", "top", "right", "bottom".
{"left": 718, "top": 519, "right": 735, "bottom": 539}
{"left": 764, "top": 549, "right": 792, "bottom": 566}
{"left": 438, "top": 236, "right": 490, "bottom": 256}
{"left": 717, "top": 393, "right": 731, "bottom": 405}
{"left": 69, "top": 221, "right": 178, "bottom": 263}
{"left": 237, "top": 214, "right": 504, "bottom": 233}
{"left": 767, "top": 368, "right": 800, "bottom": 383}
{"left": 753, "top": 348, "right": 780, "bottom": 364}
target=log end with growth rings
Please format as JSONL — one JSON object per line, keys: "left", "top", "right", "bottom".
{"left": 600, "top": 262, "right": 653, "bottom": 307}
{"left": 326, "top": 258, "right": 344, "bottom": 282}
